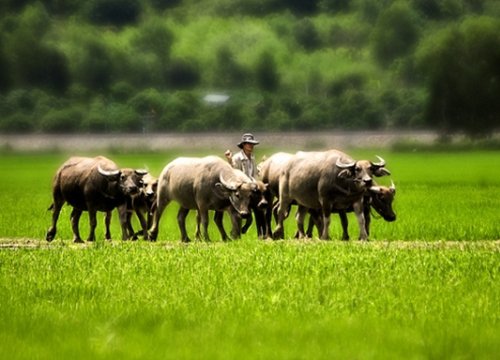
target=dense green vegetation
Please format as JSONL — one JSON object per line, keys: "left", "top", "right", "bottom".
{"left": 1, "top": 0, "right": 499, "bottom": 135}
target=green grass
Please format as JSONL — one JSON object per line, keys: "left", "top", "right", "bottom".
{"left": 0, "top": 150, "right": 499, "bottom": 359}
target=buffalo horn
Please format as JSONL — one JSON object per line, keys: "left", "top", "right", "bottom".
{"left": 336, "top": 158, "right": 356, "bottom": 169}
{"left": 371, "top": 155, "right": 386, "bottom": 167}
{"left": 219, "top": 173, "right": 238, "bottom": 191}
{"left": 390, "top": 180, "right": 396, "bottom": 193}
{"left": 98, "top": 165, "right": 120, "bottom": 177}
{"left": 135, "top": 169, "right": 149, "bottom": 176}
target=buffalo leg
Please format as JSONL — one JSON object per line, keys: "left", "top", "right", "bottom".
{"left": 46, "top": 200, "right": 64, "bottom": 242}
{"left": 273, "top": 198, "right": 291, "bottom": 239}
{"left": 306, "top": 209, "right": 322, "bottom": 238}
{"left": 241, "top": 215, "right": 252, "bottom": 234}
{"left": 105, "top": 211, "right": 112, "bottom": 240}
{"left": 320, "top": 205, "right": 332, "bottom": 240}
{"left": 264, "top": 201, "right": 274, "bottom": 238}
{"left": 339, "top": 211, "right": 350, "bottom": 241}
{"left": 294, "top": 206, "right": 308, "bottom": 239}
{"left": 363, "top": 203, "right": 371, "bottom": 237}
{"left": 124, "top": 210, "right": 136, "bottom": 240}
{"left": 87, "top": 209, "right": 97, "bottom": 242}
{"left": 214, "top": 211, "right": 229, "bottom": 241}
{"left": 253, "top": 207, "right": 267, "bottom": 238}
{"left": 177, "top": 207, "right": 191, "bottom": 242}
{"left": 70, "top": 208, "right": 84, "bottom": 243}
{"left": 148, "top": 193, "right": 169, "bottom": 241}
{"left": 228, "top": 207, "right": 241, "bottom": 239}
{"left": 353, "top": 201, "right": 368, "bottom": 241}
{"left": 135, "top": 208, "right": 148, "bottom": 240}
{"left": 116, "top": 204, "right": 130, "bottom": 241}
{"left": 199, "top": 208, "right": 211, "bottom": 242}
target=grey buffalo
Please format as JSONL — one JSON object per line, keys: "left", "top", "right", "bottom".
{"left": 273, "top": 150, "right": 390, "bottom": 240}
{"left": 256, "top": 152, "right": 293, "bottom": 237}
{"left": 298, "top": 182, "right": 396, "bottom": 240}
{"left": 148, "top": 156, "right": 258, "bottom": 242}
{"left": 46, "top": 156, "right": 147, "bottom": 243}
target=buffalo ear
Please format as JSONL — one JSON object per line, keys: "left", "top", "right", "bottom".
{"left": 373, "top": 167, "right": 391, "bottom": 177}
{"left": 338, "top": 169, "right": 352, "bottom": 179}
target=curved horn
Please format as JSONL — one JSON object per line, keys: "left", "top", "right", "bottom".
{"left": 219, "top": 172, "right": 238, "bottom": 191}
{"left": 98, "top": 165, "right": 120, "bottom": 177}
{"left": 336, "top": 158, "right": 356, "bottom": 169}
{"left": 371, "top": 155, "right": 386, "bottom": 167}
{"left": 135, "top": 169, "right": 149, "bottom": 176}
{"left": 390, "top": 180, "right": 396, "bottom": 193}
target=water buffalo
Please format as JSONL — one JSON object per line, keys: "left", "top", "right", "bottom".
{"left": 273, "top": 150, "right": 390, "bottom": 240}
{"left": 124, "top": 173, "right": 158, "bottom": 240}
{"left": 298, "top": 182, "right": 397, "bottom": 240}
{"left": 148, "top": 156, "right": 258, "bottom": 242}
{"left": 46, "top": 156, "right": 148, "bottom": 243}
{"left": 232, "top": 179, "right": 269, "bottom": 238}
{"left": 256, "top": 152, "right": 293, "bottom": 237}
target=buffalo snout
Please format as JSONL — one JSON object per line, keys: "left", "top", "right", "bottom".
{"left": 384, "top": 213, "right": 396, "bottom": 222}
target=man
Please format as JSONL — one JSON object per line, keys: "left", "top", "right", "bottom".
{"left": 225, "top": 133, "right": 260, "bottom": 179}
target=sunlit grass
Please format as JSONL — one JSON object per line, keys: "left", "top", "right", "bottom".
{"left": 0, "top": 240, "right": 498, "bottom": 359}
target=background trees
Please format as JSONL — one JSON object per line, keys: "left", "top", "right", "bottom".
{"left": 415, "top": 16, "right": 500, "bottom": 137}
{"left": 0, "top": 0, "right": 499, "bottom": 136}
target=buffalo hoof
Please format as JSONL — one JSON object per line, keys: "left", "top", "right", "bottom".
{"left": 46, "top": 231, "right": 55, "bottom": 242}
{"left": 148, "top": 231, "right": 157, "bottom": 241}
{"left": 73, "top": 238, "right": 84, "bottom": 244}
{"left": 272, "top": 231, "right": 284, "bottom": 240}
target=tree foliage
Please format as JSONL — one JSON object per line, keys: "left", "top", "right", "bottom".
{"left": 416, "top": 16, "right": 500, "bottom": 136}
{"left": 0, "top": 0, "right": 498, "bottom": 136}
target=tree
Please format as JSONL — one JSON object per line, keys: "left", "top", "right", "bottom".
{"left": 255, "top": 51, "right": 280, "bottom": 92}
{"left": 213, "top": 46, "right": 249, "bottom": 88}
{"left": 416, "top": 16, "right": 500, "bottom": 137}
{"left": 76, "top": 40, "right": 114, "bottom": 92}
{"left": 3, "top": 3, "right": 69, "bottom": 93}
{"left": 371, "top": 2, "right": 421, "bottom": 67}
{"left": 293, "top": 18, "right": 322, "bottom": 52}
{"left": 85, "top": 0, "right": 142, "bottom": 27}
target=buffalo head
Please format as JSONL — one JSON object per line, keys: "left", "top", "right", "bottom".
{"left": 98, "top": 166, "right": 148, "bottom": 197}
{"left": 215, "top": 174, "right": 256, "bottom": 218}
{"left": 368, "top": 181, "right": 396, "bottom": 221}
{"left": 336, "top": 155, "right": 391, "bottom": 190}
{"left": 140, "top": 173, "right": 158, "bottom": 200}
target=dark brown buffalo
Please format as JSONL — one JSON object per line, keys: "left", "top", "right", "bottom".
{"left": 46, "top": 156, "right": 147, "bottom": 243}
{"left": 230, "top": 179, "right": 269, "bottom": 238}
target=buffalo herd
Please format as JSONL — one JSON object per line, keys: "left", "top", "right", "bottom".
{"left": 46, "top": 149, "right": 396, "bottom": 243}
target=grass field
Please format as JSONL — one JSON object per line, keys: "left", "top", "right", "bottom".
{"left": 0, "top": 149, "right": 499, "bottom": 359}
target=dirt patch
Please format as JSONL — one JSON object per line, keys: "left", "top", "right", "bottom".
{"left": 1, "top": 238, "right": 498, "bottom": 250}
